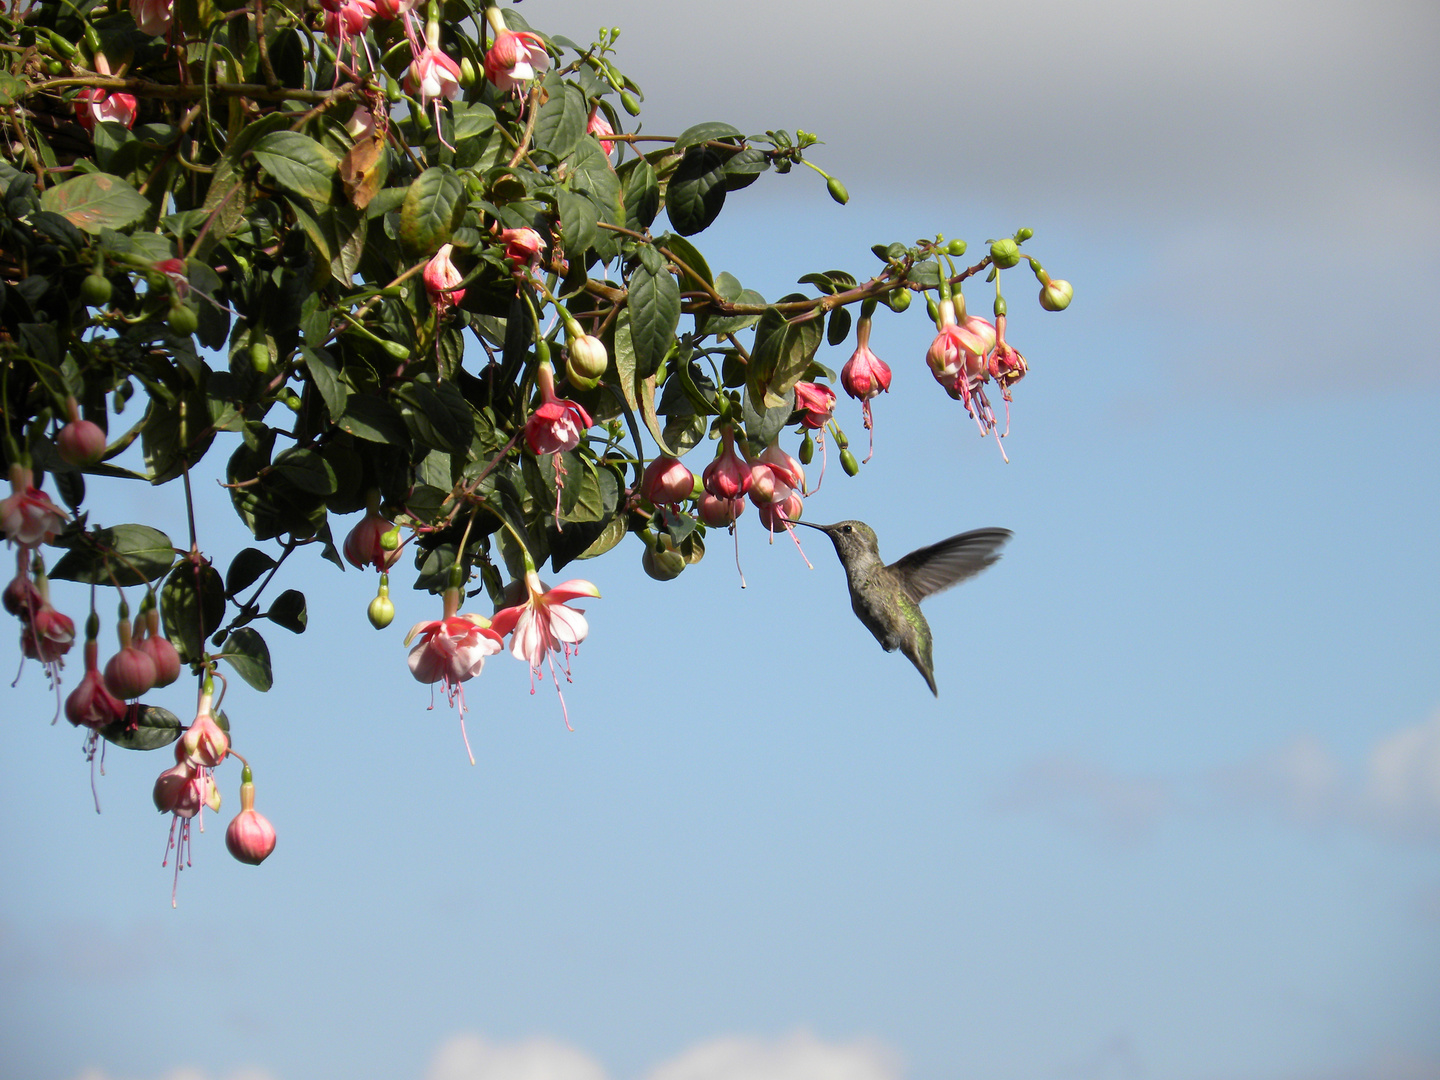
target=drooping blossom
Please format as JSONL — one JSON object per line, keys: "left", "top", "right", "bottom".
{"left": 525, "top": 362, "right": 594, "bottom": 527}
{"left": 407, "top": 41, "right": 462, "bottom": 105}
{"left": 702, "top": 426, "right": 751, "bottom": 500}
{"left": 489, "top": 565, "right": 599, "bottom": 730}
{"left": 587, "top": 108, "right": 616, "bottom": 155}
{"left": 57, "top": 398, "right": 107, "bottom": 467}
{"left": 746, "top": 442, "right": 812, "bottom": 567}
{"left": 22, "top": 602, "right": 76, "bottom": 672}
{"left": 137, "top": 607, "right": 181, "bottom": 687}
{"left": 65, "top": 637, "right": 127, "bottom": 730}
{"left": 840, "top": 316, "right": 892, "bottom": 462}
{"left": 344, "top": 495, "right": 401, "bottom": 571}
{"left": 103, "top": 608, "right": 156, "bottom": 700}
{"left": 405, "top": 585, "right": 504, "bottom": 761}
{"left": 181, "top": 683, "right": 229, "bottom": 768}
{"left": 226, "top": 765, "right": 277, "bottom": 865}
{"left": 131, "top": 0, "right": 173, "bottom": 36}
{"left": 75, "top": 88, "right": 138, "bottom": 134}
{"left": 697, "top": 492, "right": 745, "bottom": 528}
{"left": 642, "top": 456, "right": 694, "bottom": 505}
{"left": 3, "top": 550, "right": 42, "bottom": 619}
{"left": 2, "top": 465, "right": 68, "bottom": 548}
{"left": 423, "top": 243, "right": 465, "bottom": 318}
{"left": 500, "top": 227, "right": 544, "bottom": 275}
{"left": 791, "top": 381, "right": 836, "bottom": 430}
{"left": 483, "top": 28, "right": 550, "bottom": 94}
{"left": 155, "top": 753, "right": 221, "bottom": 906}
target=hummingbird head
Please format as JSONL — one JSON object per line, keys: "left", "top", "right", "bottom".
{"left": 792, "top": 519, "right": 881, "bottom": 564}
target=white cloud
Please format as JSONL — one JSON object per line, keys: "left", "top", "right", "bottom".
{"left": 1363, "top": 712, "right": 1440, "bottom": 840}
{"left": 425, "top": 1034, "right": 608, "bottom": 1080}
{"left": 990, "top": 754, "right": 1170, "bottom": 843}
{"left": 1209, "top": 734, "right": 1346, "bottom": 827}
{"left": 644, "top": 1030, "right": 903, "bottom": 1080}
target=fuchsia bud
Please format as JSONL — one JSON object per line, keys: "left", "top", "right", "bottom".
{"left": 702, "top": 427, "right": 751, "bottom": 500}
{"left": 641, "top": 456, "right": 694, "bottom": 505}
{"left": 65, "top": 639, "right": 127, "bottom": 729}
{"left": 103, "top": 608, "right": 155, "bottom": 699}
{"left": 565, "top": 334, "right": 608, "bottom": 388}
{"left": 344, "top": 506, "right": 402, "bottom": 572}
{"left": 57, "top": 399, "right": 108, "bottom": 467}
{"left": 587, "top": 108, "right": 616, "bottom": 155}
{"left": 697, "top": 493, "right": 745, "bottom": 527}
{"left": 483, "top": 29, "right": 550, "bottom": 94}
{"left": 138, "top": 622, "right": 182, "bottom": 688}
{"left": 791, "top": 382, "right": 836, "bottom": 430}
{"left": 226, "top": 765, "right": 277, "bottom": 865}
{"left": 500, "top": 227, "right": 544, "bottom": 274}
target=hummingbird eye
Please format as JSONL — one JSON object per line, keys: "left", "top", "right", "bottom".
{"left": 842, "top": 525, "right": 852, "bottom": 533}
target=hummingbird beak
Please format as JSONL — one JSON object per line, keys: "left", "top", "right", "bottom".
{"left": 789, "top": 519, "right": 829, "bottom": 533}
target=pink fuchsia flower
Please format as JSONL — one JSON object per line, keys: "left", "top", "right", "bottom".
{"left": 57, "top": 398, "right": 107, "bottom": 467}
{"left": 483, "top": 29, "right": 550, "bottom": 94}
{"left": 323, "top": 0, "right": 375, "bottom": 43}
{"left": 500, "top": 227, "right": 544, "bottom": 275}
{"left": 791, "top": 381, "right": 836, "bottom": 430}
{"left": 423, "top": 243, "right": 466, "bottom": 318}
{"left": 343, "top": 498, "right": 401, "bottom": 571}
{"left": 525, "top": 362, "right": 592, "bottom": 458}
{"left": 103, "top": 610, "right": 156, "bottom": 700}
{"left": 181, "top": 683, "right": 228, "bottom": 768}
{"left": 697, "top": 492, "right": 745, "bottom": 528}
{"left": 405, "top": 585, "right": 504, "bottom": 761}
{"left": 75, "top": 88, "right": 138, "bottom": 134}
{"left": 2, "top": 465, "right": 68, "bottom": 548}
{"left": 642, "top": 456, "right": 694, "bottom": 505}
{"left": 136, "top": 607, "right": 181, "bottom": 687}
{"left": 155, "top": 757, "right": 221, "bottom": 905}
{"left": 407, "top": 40, "right": 462, "bottom": 105}
{"left": 65, "top": 638, "right": 127, "bottom": 730}
{"left": 587, "top": 108, "right": 616, "bottom": 155}
{"left": 131, "top": 0, "right": 173, "bottom": 36}
{"left": 3, "top": 562, "right": 42, "bottom": 620}
{"left": 840, "top": 317, "right": 892, "bottom": 462}
{"left": 489, "top": 567, "right": 599, "bottom": 729}
{"left": 988, "top": 313, "right": 1028, "bottom": 392}
{"left": 702, "top": 426, "right": 751, "bottom": 500}
{"left": 226, "top": 765, "right": 276, "bottom": 865}
{"left": 370, "top": 0, "right": 409, "bottom": 18}
{"left": 22, "top": 603, "right": 75, "bottom": 663}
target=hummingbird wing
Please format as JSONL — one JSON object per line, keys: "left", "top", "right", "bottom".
{"left": 889, "top": 527, "right": 1012, "bottom": 603}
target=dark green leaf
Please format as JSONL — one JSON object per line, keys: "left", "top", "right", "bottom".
{"left": 400, "top": 167, "right": 465, "bottom": 254}
{"left": 533, "top": 76, "right": 587, "bottom": 159}
{"left": 674, "top": 122, "right": 744, "bottom": 151}
{"left": 266, "top": 589, "right": 307, "bottom": 633}
{"left": 827, "top": 306, "right": 853, "bottom": 347}
{"left": 161, "top": 561, "right": 226, "bottom": 664}
{"left": 300, "top": 345, "right": 349, "bottom": 420}
{"left": 220, "top": 628, "right": 273, "bottom": 692}
{"left": 621, "top": 156, "right": 660, "bottom": 230}
{"left": 39, "top": 173, "right": 149, "bottom": 234}
{"left": 252, "top": 131, "right": 339, "bottom": 203}
{"left": 722, "top": 146, "right": 769, "bottom": 191}
{"left": 658, "top": 234, "right": 713, "bottom": 291}
{"left": 271, "top": 447, "right": 336, "bottom": 495}
{"left": 555, "top": 191, "right": 597, "bottom": 258}
{"left": 666, "top": 147, "right": 727, "bottom": 236}
{"left": 225, "top": 547, "right": 277, "bottom": 595}
{"left": 628, "top": 263, "right": 681, "bottom": 378}
{"left": 100, "top": 704, "right": 182, "bottom": 751}
{"left": 49, "top": 524, "right": 176, "bottom": 587}
{"left": 340, "top": 395, "right": 412, "bottom": 451}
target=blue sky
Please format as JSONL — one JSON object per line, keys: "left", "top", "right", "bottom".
{"left": 3, "top": 2, "right": 1439, "bottom": 1079}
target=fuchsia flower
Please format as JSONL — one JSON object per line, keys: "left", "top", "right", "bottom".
{"left": 75, "top": 89, "right": 138, "bottom": 134}
{"left": 57, "top": 398, "right": 107, "bottom": 467}
{"left": 525, "top": 362, "right": 593, "bottom": 457}
{"left": 226, "top": 765, "right": 276, "bottom": 865}
{"left": 642, "top": 456, "right": 694, "bottom": 505}
{"left": 405, "top": 586, "right": 503, "bottom": 761}
{"left": 323, "top": 0, "right": 375, "bottom": 43}
{"left": 137, "top": 607, "right": 182, "bottom": 688}
{"left": 407, "top": 42, "right": 462, "bottom": 105}
{"left": 489, "top": 568, "right": 599, "bottom": 729}
{"left": 587, "top": 108, "right": 616, "bottom": 155}
{"left": 22, "top": 603, "right": 75, "bottom": 667}
{"left": 343, "top": 502, "right": 401, "bottom": 571}
{"left": 103, "top": 611, "right": 156, "bottom": 700}
{"left": 2, "top": 465, "right": 68, "bottom": 548}
{"left": 131, "top": 0, "right": 173, "bottom": 36}
{"left": 483, "top": 29, "right": 550, "bottom": 94}
{"left": 697, "top": 492, "right": 745, "bottom": 528}
{"left": 423, "top": 243, "right": 465, "bottom": 317}
{"left": 702, "top": 426, "right": 751, "bottom": 500}
{"left": 65, "top": 638, "right": 127, "bottom": 730}
{"left": 840, "top": 317, "right": 892, "bottom": 462}
{"left": 500, "top": 227, "right": 544, "bottom": 275}
{"left": 791, "top": 382, "right": 836, "bottom": 430}
{"left": 181, "top": 691, "right": 229, "bottom": 768}
{"left": 988, "top": 313, "right": 1028, "bottom": 390}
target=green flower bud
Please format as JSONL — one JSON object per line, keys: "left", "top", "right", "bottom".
{"left": 167, "top": 303, "right": 198, "bottom": 336}
{"left": 1015, "top": 227, "right": 1034, "bottom": 242}
{"left": 945, "top": 239, "right": 968, "bottom": 257}
{"left": 826, "top": 177, "right": 849, "bottom": 205}
{"left": 840, "top": 448, "right": 860, "bottom": 476}
{"left": 459, "top": 57, "right": 477, "bottom": 87}
{"left": 925, "top": 296, "right": 941, "bottom": 323}
{"left": 367, "top": 591, "right": 395, "bottom": 629}
{"left": 386, "top": 76, "right": 402, "bottom": 103}
{"left": 885, "top": 287, "right": 912, "bottom": 313}
{"left": 249, "top": 341, "right": 271, "bottom": 374}
{"left": 989, "top": 238, "right": 1021, "bottom": 269}
{"left": 566, "top": 334, "right": 608, "bottom": 390}
{"left": 1039, "top": 279, "right": 1073, "bottom": 311}
{"left": 620, "top": 90, "right": 641, "bottom": 116}
{"left": 798, "top": 432, "right": 815, "bottom": 465}
{"left": 380, "top": 527, "right": 401, "bottom": 551}
{"left": 80, "top": 274, "right": 111, "bottom": 306}
{"left": 642, "top": 538, "right": 685, "bottom": 581}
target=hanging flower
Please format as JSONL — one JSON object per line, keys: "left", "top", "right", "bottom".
{"left": 2, "top": 465, "right": 68, "bottom": 548}
{"left": 226, "top": 765, "right": 277, "bottom": 865}
{"left": 791, "top": 382, "right": 836, "bottom": 430}
{"left": 500, "top": 227, "right": 545, "bottom": 275}
{"left": 75, "top": 88, "right": 138, "bottom": 134}
{"left": 131, "top": 0, "right": 173, "bottom": 37}
{"left": 423, "top": 243, "right": 466, "bottom": 318}
{"left": 840, "top": 317, "right": 892, "bottom": 462}
{"left": 404, "top": 585, "right": 503, "bottom": 762}
{"left": 489, "top": 566, "right": 599, "bottom": 729}
{"left": 483, "top": 28, "right": 550, "bottom": 94}
{"left": 587, "top": 108, "right": 616, "bottom": 155}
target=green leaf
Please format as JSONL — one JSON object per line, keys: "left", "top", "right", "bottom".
{"left": 271, "top": 447, "right": 336, "bottom": 495}
{"left": 300, "top": 345, "right": 349, "bottom": 420}
{"left": 556, "top": 191, "right": 597, "bottom": 258}
{"left": 722, "top": 146, "right": 769, "bottom": 191}
{"left": 100, "top": 704, "right": 182, "bottom": 751}
{"left": 161, "top": 561, "right": 226, "bottom": 665}
{"left": 628, "top": 263, "right": 681, "bottom": 378}
{"left": 666, "top": 147, "right": 727, "bottom": 236}
{"left": 658, "top": 234, "right": 713, "bottom": 291}
{"left": 339, "top": 395, "right": 412, "bottom": 451}
{"left": 533, "top": 77, "right": 587, "bottom": 159}
{"left": 400, "top": 166, "right": 465, "bottom": 254}
{"left": 395, "top": 376, "right": 473, "bottom": 453}
{"left": 621, "top": 156, "right": 660, "bottom": 231}
{"left": 49, "top": 524, "right": 176, "bottom": 587}
{"left": 39, "top": 173, "right": 149, "bottom": 234}
{"left": 220, "top": 628, "right": 273, "bottom": 692}
{"left": 827, "top": 306, "right": 853, "bottom": 347}
{"left": 566, "top": 139, "right": 623, "bottom": 258}
{"left": 674, "top": 122, "right": 744, "bottom": 151}
{"left": 252, "top": 131, "right": 339, "bottom": 203}
{"left": 225, "top": 547, "right": 277, "bottom": 595}
{"left": 748, "top": 302, "right": 825, "bottom": 411}
{"left": 266, "top": 589, "right": 307, "bottom": 633}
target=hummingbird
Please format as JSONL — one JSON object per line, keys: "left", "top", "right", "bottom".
{"left": 792, "top": 520, "right": 1012, "bottom": 696}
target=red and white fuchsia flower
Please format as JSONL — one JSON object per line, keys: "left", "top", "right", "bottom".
{"left": 65, "top": 636, "right": 127, "bottom": 731}
{"left": 840, "top": 316, "right": 892, "bottom": 461}
{"left": 587, "top": 108, "right": 616, "bottom": 155}
{"left": 344, "top": 495, "right": 401, "bottom": 572}
{"left": 226, "top": 765, "right": 277, "bottom": 865}
{"left": 75, "top": 88, "right": 138, "bottom": 134}
{"left": 405, "top": 585, "right": 503, "bottom": 762}
{"left": 2, "top": 465, "right": 68, "bottom": 548}
{"left": 791, "top": 381, "right": 836, "bottom": 430}
{"left": 131, "top": 0, "right": 173, "bottom": 36}
{"left": 489, "top": 566, "right": 599, "bottom": 730}
{"left": 703, "top": 426, "right": 751, "bottom": 500}
{"left": 500, "top": 227, "right": 544, "bottom": 275}
{"left": 483, "top": 28, "right": 550, "bottom": 94}
{"left": 423, "top": 243, "right": 466, "bottom": 318}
